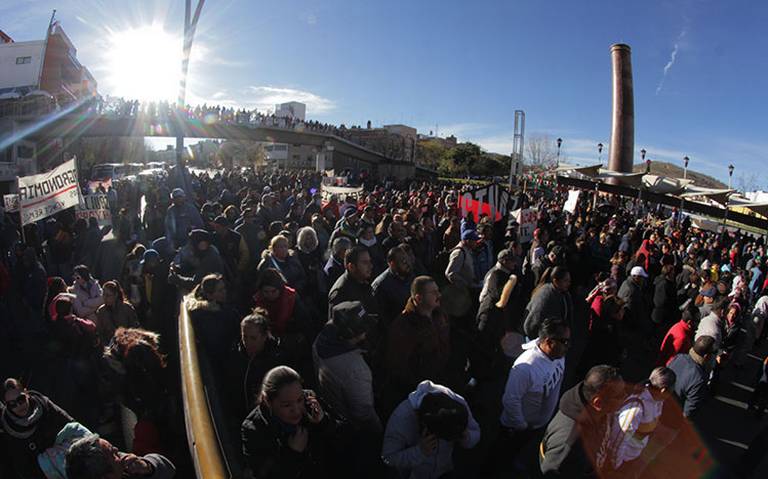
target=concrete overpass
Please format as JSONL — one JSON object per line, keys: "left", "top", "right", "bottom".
{"left": 7, "top": 110, "right": 429, "bottom": 179}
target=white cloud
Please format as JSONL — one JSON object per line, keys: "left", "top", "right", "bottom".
{"left": 187, "top": 85, "right": 336, "bottom": 116}
{"left": 246, "top": 86, "right": 336, "bottom": 114}
{"left": 656, "top": 29, "right": 687, "bottom": 95}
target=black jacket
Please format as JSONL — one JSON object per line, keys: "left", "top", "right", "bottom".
{"left": 539, "top": 382, "right": 607, "bottom": 478}
{"left": 241, "top": 400, "right": 346, "bottom": 478}
{"left": 652, "top": 275, "right": 678, "bottom": 325}
{"left": 225, "top": 337, "right": 283, "bottom": 421}
{"left": 0, "top": 391, "right": 73, "bottom": 478}
{"left": 328, "top": 271, "right": 376, "bottom": 319}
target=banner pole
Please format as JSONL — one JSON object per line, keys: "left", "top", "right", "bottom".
{"left": 16, "top": 177, "right": 26, "bottom": 244}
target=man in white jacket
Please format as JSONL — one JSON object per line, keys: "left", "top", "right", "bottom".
{"left": 496, "top": 317, "right": 569, "bottom": 473}
{"left": 382, "top": 380, "right": 481, "bottom": 479}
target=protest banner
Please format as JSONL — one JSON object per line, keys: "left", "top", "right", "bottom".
{"left": 458, "top": 183, "right": 516, "bottom": 222}
{"left": 3, "top": 194, "right": 19, "bottom": 213}
{"left": 76, "top": 194, "right": 112, "bottom": 227}
{"left": 564, "top": 189, "right": 581, "bottom": 214}
{"left": 320, "top": 184, "right": 364, "bottom": 202}
{"left": 515, "top": 207, "right": 538, "bottom": 242}
{"left": 18, "top": 158, "right": 80, "bottom": 226}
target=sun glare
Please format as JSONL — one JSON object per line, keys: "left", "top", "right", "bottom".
{"left": 105, "top": 25, "right": 182, "bottom": 102}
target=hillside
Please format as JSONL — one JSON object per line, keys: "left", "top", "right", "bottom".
{"left": 632, "top": 161, "right": 727, "bottom": 189}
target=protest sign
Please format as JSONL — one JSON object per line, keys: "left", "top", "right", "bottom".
{"left": 564, "top": 190, "right": 581, "bottom": 214}
{"left": 18, "top": 158, "right": 80, "bottom": 225}
{"left": 458, "top": 183, "right": 515, "bottom": 222}
{"left": 515, "top": 208, "right": 538, "bottom": 242}
{"left": 3, "top": 194, "right": 19, "bottom": 213}
{"left": 76, "top": 194, "right": 112, "bottom": 227}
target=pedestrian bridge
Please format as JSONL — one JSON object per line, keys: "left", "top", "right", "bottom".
{"left": 6, "top": 108, "right": 431, "bottom": 179}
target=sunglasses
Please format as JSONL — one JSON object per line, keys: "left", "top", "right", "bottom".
{"left": 5, "top": 393, "right": 27, "bottom": 409}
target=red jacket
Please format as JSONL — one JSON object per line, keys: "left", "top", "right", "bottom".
{"left": 657, "top": 319, "right": 693, "bottom": 366}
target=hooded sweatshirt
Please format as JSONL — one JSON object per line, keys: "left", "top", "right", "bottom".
{"left": 501, "top": 339, "right": 565, "bottom": 431}
{"left": 539, "top": 382, "right": 609, "bottom": 478}
{"left": 312, "top": 324, "right": 381, "bottom": 433}
{"left": 382, "top": 381, "right": 480, "bottom": 479}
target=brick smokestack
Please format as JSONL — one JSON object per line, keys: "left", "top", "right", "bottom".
{"left": 608, "top": 43, "right": 634, "bottom": 175}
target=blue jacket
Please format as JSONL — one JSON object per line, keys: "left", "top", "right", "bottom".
{"left": 164, "top": 202, "right": 203, "bottom": 249}
{"left": 668, "top": 352, "right": 709, "bottom": 418}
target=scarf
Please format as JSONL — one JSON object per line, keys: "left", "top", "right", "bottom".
{"left": 0, "top": 394, "right": 44, "bottom": 439}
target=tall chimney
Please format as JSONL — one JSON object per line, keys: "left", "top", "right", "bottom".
{"left": 609, "top": 44, "right": 634, "bottom": 174}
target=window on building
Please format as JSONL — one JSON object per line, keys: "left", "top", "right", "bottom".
{"left": 15, "top": 56, "right": 32, "bottom": 64}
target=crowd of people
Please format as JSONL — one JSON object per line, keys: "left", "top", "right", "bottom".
{"left": 1, "top": 163, "right": 768, "bottom": 478}
{"left": 91, "top": 97, "right": 377, "bottom": 142}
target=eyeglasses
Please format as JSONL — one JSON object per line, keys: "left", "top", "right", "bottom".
{"left": 5, "top": 393, "right": 27, "bottom": 409}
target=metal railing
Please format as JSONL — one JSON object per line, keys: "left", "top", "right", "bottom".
{"left": 179, "top": 299, "right": 229, "bottom": 479}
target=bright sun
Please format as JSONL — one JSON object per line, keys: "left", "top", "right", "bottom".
{"left": 106, "top": 25, "right": 182, "bottom": 102}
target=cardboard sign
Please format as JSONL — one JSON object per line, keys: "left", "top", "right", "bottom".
{"left": 458, "top": 183, "right": 515, "bottom": 222}
{"left": 515, "top": 208, "right": 538, "bottom": 243}
{"left": 18, "top": 158, "right": 80, "bottom": 226}
{"left": 76, "top": 194, "right": 112, "bottom": 227}
{"left": 564, "top": 190, "right": 581, "bottom": 214}
{"left": 3, "top": 194, "right": 19, "bottom": 213}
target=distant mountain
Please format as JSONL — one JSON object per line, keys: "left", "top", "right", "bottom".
{"left": 632, "top": 161, "right": 727, "bottom": 189}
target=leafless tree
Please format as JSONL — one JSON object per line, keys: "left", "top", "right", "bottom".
{"left": 525, "top": 134, "right": 558, "bottom": 169}
{"left": 736, "top": 171, "right": 760, "bottom": 193}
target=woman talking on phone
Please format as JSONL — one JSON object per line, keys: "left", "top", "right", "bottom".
{"left": 240, "top": 366, "right": 348, "bottom": 478}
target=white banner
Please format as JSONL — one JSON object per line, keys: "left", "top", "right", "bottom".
{"left": 564, "top": 190, "right": 581, "bottom": 214}
{"left": 76, "top": 194, "right": 112, "bottom": 227}
{"left": 19, "top": 158, "right": 80, "bottom": 226}
{"left": 515, "top": 208, "right": 538, "bottom": 243}
{"left": 320, "top": 184, "right": 364, "bottom": 202}
{"left": 3, "top": 194, "right": 19, "bottom": 213}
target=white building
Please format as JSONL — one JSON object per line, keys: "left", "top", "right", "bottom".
{"left": 274, "top": 101, "right": 306, "bottom": 121}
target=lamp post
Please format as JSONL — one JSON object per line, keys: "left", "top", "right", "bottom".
{"left": 597, "top": 143, "right": 603, "bottom": 163}
{"left": 556, "top": 138, "right": 562, "bottom": 167}
{"left": 645, "top": 158, "right": 651, "bottom": 174}
{"left": 728, "top": 164, "right": 734, "bottom": 189}
{"left": 176, "top": 0, "right": 206, "bottom": 176}
{"left": 683, "top": 156, "right": 689, "bottom": 180}
{"left": 640, "top": 148, "right": 646, "bottom": 163}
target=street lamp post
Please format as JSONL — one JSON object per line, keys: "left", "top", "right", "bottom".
{"left": 683, "top": 156, "right": 689, "bottom": 180}
{"left": 597, "top": 143, "right": 603, "bottom": 163}
{"left": 728, "top": 164, "right": 735, "bottom": 189}
{"left": 556, "top": 138, "right": 562, "bottom": 167}
{"left": 176, "top": 0, "right": 206, "bottom": 176}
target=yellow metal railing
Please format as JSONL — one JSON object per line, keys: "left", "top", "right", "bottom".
{"left": 179, "top": 299, "right": 228, "bottom": 479}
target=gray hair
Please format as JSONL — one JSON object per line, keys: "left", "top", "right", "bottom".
{"left": 65, "top": 434, "right": 112, "bottom": 479}
{"left": 649, "top": 366, "right": 676, "bottom": 391}
{"left": 296, "top": 226, "right": 319, "bottom": 253}
{"left": 497, "top": 249, "right": 515, "bottom": 264}
{"left": 331, "top": 236, "right": 352, "bottom": 256}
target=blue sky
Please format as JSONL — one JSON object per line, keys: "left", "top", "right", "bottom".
{"left": 2, "top": 0, "right": 767, "bottom": 184}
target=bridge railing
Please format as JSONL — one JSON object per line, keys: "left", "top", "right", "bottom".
{"left": 179, "top": 299, "right": 230, "bottom": 479}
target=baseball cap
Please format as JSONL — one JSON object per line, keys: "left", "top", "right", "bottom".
{"left": 700, "top": 287, "right": 716, "bottom": 298}
{"left": 332, "top": 301, "right": 377, "bottom": 339}
{"left": 461, "top": 229, "right": 479, "bottom": 241}
{"left": 630, "top": 266, "right": 649, "bottom": 278}
{"left": 140, "top": 249, "right": 160, "bottom": 265}
{"left": 171, "top": 188, "right": 186, "bottom": 199}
